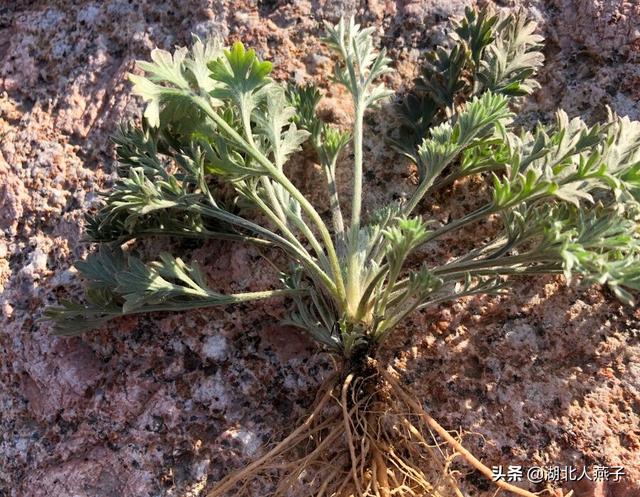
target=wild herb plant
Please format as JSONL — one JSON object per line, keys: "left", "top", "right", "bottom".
{"left": 46, "top": 7, "right": 639, "bottom": 497}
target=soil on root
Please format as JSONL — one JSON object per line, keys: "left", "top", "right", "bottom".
{"left": 206, "top": 360, "right": 570, "bottom": 497}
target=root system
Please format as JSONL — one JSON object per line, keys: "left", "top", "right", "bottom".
{"left": 206, "top": 361, "right": 567, "bottom": 497}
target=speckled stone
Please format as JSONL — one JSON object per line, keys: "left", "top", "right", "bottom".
{"left": 1, "top": 1, "right": 639, "bottom": 496}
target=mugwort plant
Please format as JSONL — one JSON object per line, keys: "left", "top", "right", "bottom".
{"left": 47, "top": 7, "right": 639, "bottom": 497}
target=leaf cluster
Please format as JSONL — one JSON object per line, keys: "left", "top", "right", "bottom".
{"left": 395, "top": 7, "right": 544, "bottom": 151}
{"left": 46, "top": 8, "right": 639, "bottom": 360}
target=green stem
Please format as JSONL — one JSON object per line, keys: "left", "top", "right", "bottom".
{"left": 450, "top": 235, "right": 509, "bottom": 264}
{"left": 383, "top": 285, "right": 416, "bottom": 312}
{"left": 189, "top": 203, "right": 286, "bottom": 247}
{"left": 49, "top": 288, "right": 307, "bottom": 336}
{"left": 255, "top": 179, "right": 328, "bottom": 272}
{"left": 351, "top": 101, "right": 364, "bottom": 230}
{"left": 249, "top": 193, "right": 310, "bottom": 256}
{"left": 485, "top": 236, "right": 520, "bottom": 260}
{"left": 403, "top": 155, "right": 455, "bottom": 216}
{"left": 423, "top": 203, "right": 497, "bottom": 244}
{"left": 354, "top": 263, "right": 389, "bottom": 321}
{"left": 261, "top": 177, "right": 289, "bottom": 225}
{"left": 375, "top": 262, "right": 402, "bottom": 319}
{"left": 86, "top": 229, "right": 273, "bottom": 247}
{"left": 413, "top": 286, "right": 494, "bottom": 313}
{"left": 440, "top": 266, "right": 562, "bottom": 279}
{"left": 192, "top": 94, "right": 347, "bottom": 307}
{"left": 434, "top": 252, "right": 557, "bottom": 277}
{"left": 104, "top": 289, "right": 304, "bottom": 316}
{"left": 324, "top": 157, "right": 346, "bottom": 258}
{"left": 378, "top": 281, "right": 503, "bottom": 338}
{"left": 189, "top": 203, "right": 337, "bottom": 296}
{"left": 427, "top": 162, "right": 505, "bottom": 196}
{"left": 239, "top": 98, "right": 289, "bottom": 226}
{"left": 287, "top": 209, "right": 332, "bottom": 272}
{"left": 346, "top": 100, "right": 365, "bottom": 317}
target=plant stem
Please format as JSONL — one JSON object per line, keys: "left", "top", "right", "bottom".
{"left": 423, "top": 203, "right": 497, "bottom": 244}
{"left": 375, "top": 262, "right": 401, "bottom": 319}
{"left": 351, "top": 101, "right": 364, "bottom": 230}
{"left": 434, "top": 252, "right": 556, "bottom": 277}
{"left": 346, "top": 100, "right": 365, "bottom": 317}
{"left": 261, "top": 177, "right": 289, "bottom": 225}
{"left": 190, "top": 203, "right": 338, "bottom": 296}
{"left": 324, "top": 157, "right": 346, "bottom": 258}
{"left": 403, "top": 159, "right": 452, "bottom": 216}
{"left": 442, "top": 266, "right": 562, "bottom": 278}
{"left": 253, "top": 179, "right": 329, "bottom": 270}
{"left": 249, "top": 192, "right": 311, "bottom": 256}
{"left": 403, "top": 138, "right": 507, "bottom": 218}
{"left": 90, "top": 228, "right": 273, "bottom": 247}
{"left": 238, "top": 98, "right": 289, "bottom": 226}
{"left": 56, "top": 287, "right": 307, "bottom": 331}
{"left": 192, "top": 94, "right": 347, "bottom": 307}
{"left": 427, "top": 161, "right": 505, "bottom": 196}
{"left": 287, "top": 210, "right": 332, "bottom": 272}
{"left": 354, "top": 263, "right": 389, "bottom": 321}
{"left": 450, "top": 235, "right": 509, "bottom": 264}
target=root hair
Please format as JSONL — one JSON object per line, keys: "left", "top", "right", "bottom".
{"left": 206, "top": 364, "right": 562, "bottom": 497}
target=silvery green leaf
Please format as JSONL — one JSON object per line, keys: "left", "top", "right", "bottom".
{"left": 254, "top": 87, "right": 310, "bottom": 168}
{"left": 186, "top": 36, "right": 223, "bottom": 93}
{"left": 129, "top": 41, "right": 224, "bottom": 128}
{"left": 416, "top": 91, "right": 512, "bottom": 183}
{"left": 476, "top": 9, "right": 544, "bottom": 96}
{"left": 324, "top": 16, "right": 392, "bottom": 104}
{"left": 137, "top": 47, "right": 190, "bottom": 89}
{"left": 208, "top": 41, "right": 272, "bottom": 117}
{"left": 45, "top": 8, "right": 640, "bottom": 353}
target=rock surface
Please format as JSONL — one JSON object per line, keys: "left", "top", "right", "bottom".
{"left": 1, "top": 1, "right": 639, "bottom": 496}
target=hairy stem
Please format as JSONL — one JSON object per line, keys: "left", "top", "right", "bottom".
{"left": 351, "top": 101, "right": 364, "bottom": 230}
{"left": 434, "top": 252, "right": 557, "bottom": 277}
{"left": 404, "top": 169, "right": 445, "bottom": 216}
{"left": 90, "top": 228, "right": 274, "bottom": 247}
{"left": 261, "top": 177, "right": 289, "bottom": 225}
{"left": 324, "top": 157, "right": 346, "bottom": 258}
{"left": 64, "top": 288, "right": 306, "bottom": 322}
{"left": 427, "top": 161, "right": 505, "bottom": 196}
{"left": 355, "top": 263, "right": 389, "bottom": 321}
{"left": 190, "top": 203, "right": 338, "bottom": 296}
{"left": 287, "top": 209, "right": 332, "bottom": 272}
{"left": 249, "top": 192, "right": 311, "bottom": 256}
{"left": 424, "top": 203, "right": 497, "bottom": 244}
{"left": 346, "top": 100, "right": 365, "bottom": 318}
{"left": 192, "top": 94, "right": 348, "bottom": 306}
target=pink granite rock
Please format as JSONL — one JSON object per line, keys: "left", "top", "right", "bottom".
{"left": 1, "top": 1, "right": 639, "bottom": 496}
